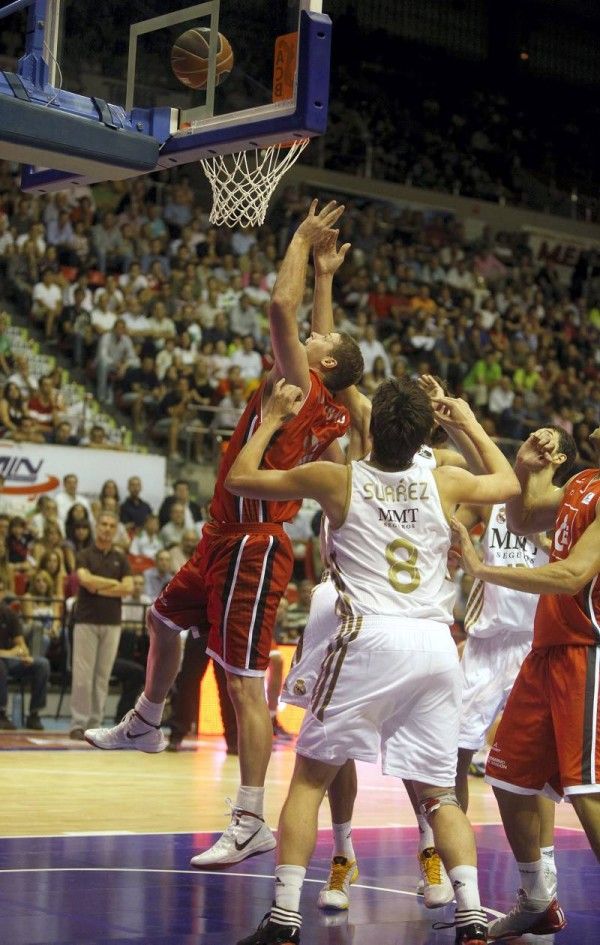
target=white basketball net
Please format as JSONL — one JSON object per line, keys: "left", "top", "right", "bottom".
{"left": 200, "top": 139, "right": 310, "bottom": 228}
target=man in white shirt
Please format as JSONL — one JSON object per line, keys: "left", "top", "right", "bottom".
{"left": 90, "top": 294, "right": 116, "bottom": 336}
{"left": 159, "top": 502, "right": 188, "bottom": 548}
{"left": 95, "top": 319, "right": 136, "bottom": 402}
{"left": 358, "top": 323, "right": 391, "bottom": 375}
{"left": 144, "top": 301, "right": 176, "bottom": 344}
{"left": 488, "top": 376, "right": 515, "bottom": 416}
{"left": 119, "top": 262, "right": 149, "bottom": 294}
{"left": 230, "top": 293, "right": 263, "bottom": 340}
{"left": 121, "top": 574, "right": 152, "bottom": 628}
{"left": 129, "top": 514, "right": 164, "bottom": 560}
{"left": 230, "top": 335, "right": 263, "bottom": 382}
{"left": 54, "top": 473, "right": 93, "bottom": 525}
{"left": 446, "top": 259, "right": 476, "bottom": 293}
{"left": 32, "top": 269, "right": 63, "bottom": 338}
{"left": 212, "top": 388, "right": 246, "bottom": 434}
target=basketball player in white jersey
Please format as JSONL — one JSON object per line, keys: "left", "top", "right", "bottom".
{"left": 281, "top": 375, "right": 488, "bottom": 913}
{"left": 283, "top": 438, "right": 467, "bottom": 912}
{"left": 226, "top": 376, "right": 520, "bottom": 945}
{"left": 456, "top": 504, "right": 550, "bottom": 805}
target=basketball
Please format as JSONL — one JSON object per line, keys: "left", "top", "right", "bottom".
{"left": 171, "top": 27, "right": 233, "bottom": 91}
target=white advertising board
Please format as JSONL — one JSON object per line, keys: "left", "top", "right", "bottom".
{"left": 0, "top": 441, "right": 167, "bottom": 516}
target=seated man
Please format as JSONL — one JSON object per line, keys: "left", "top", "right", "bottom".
{"left": 0, "top": 579, "right": 50, "bottom": 730}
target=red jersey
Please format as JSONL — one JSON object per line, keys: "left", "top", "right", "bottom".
{"left": 210, "top": 371, "right": 350, "bottom": 525}
{"left": 533, "top": 468, "right": 600, "bottom": 649}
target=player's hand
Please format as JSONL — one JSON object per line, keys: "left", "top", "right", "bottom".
{"left": 450, "top": 517, "right": 483, "bottom": 577}
{"left": 418, "top": 374, "right": 445, "bottom": 401}
{"left": 265, "top": 378, "right": 303, "bottom": 423}
{"left": 431, "top": 395, "right": 478, "bottom": 430}
{"left": 517, "top": 430, "right": 554, "bottom": 472}
{"left": 313, "top": 229, "right": 351, "bottom": 276}
{"left": 515, "top": 430, "right": 555, "bottom": 470}
{"left": 296, "top": 199, "right": 345, "bottom": 245}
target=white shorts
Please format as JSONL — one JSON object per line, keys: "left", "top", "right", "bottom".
{"left": 282, "top": 578, "right": 338, "bottom": 709}
{"left": 297, "top": 615, "right": 461, "bottom": 787}
{"left": 458, "top": 631, "right": 532, "bottom": 751}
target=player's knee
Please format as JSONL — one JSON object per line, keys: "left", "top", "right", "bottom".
{"left": 226, "top": 671, "right": 265, "bottom": 707}
{"left": 419, "top": 790, "right": 461, "bottom": 824}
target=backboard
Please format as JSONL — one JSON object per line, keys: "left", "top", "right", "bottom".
{"left": 0, "top": 0, "right": 331, "bottom": 193}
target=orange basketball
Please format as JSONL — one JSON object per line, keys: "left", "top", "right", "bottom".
{"left": 171, "top": 27, "right": 234, "bottom": 91}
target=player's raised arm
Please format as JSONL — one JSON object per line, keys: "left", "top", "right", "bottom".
{"left": 311, "top": 229, "right": 351, "bottom": 335}
{"left": 506, "top": 431, "right": 567, "bottom": 534}
{"left": 225, "top": 379, "right": 348, "bottom": 524}
{"left": 268, "top": 199, "right": 344, "bottom": 395}
{"left": 419, "top": 375, "right": 482, "bottom": 473}
{"left": 432, "top": 396, "right": 520, "bottom": 508}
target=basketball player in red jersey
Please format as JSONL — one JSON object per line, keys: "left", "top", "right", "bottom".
{"left": 452, "top": 426, "right": 600, "bottom": 940}
{"left": 85, "top": 200, "right": 364, "bottom": 868}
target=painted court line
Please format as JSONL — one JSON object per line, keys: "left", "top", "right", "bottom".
{"left": 0, "top": 865, "right": 505, "bottom": 919}
{"left": 0, "top": 822, "right": 585, "bottom": 839}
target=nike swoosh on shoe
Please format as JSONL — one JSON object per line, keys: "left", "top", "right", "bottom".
{"left": 234, "top": 828, "right": 263, "bottom": 851}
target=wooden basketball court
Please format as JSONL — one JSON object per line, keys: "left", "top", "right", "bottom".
{"left": 1, "top": 734, "right": 597, "bottom": 945}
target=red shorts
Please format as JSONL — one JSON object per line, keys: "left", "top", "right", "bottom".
{"left": 152, "top": 521, "right": 294, "bottom": 676}
{"left": 485, "top": 645, "right": 600, "bottom": 799}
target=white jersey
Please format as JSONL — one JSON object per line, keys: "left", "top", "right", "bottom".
{"left": 328, "top": 459, "right": 455, "bottom": 623}
{"left": 412, "top": 444, "right": 437, "bottom": 469}
{"left": 464, "top": 504, "right": 549, "bottom": 639}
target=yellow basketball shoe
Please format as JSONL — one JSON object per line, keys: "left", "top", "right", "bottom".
{"left": 418, "top": 847, "right": 454, "bottom": 908}
{"left": 317, "top": 856, "right": 359, "bottom": 910}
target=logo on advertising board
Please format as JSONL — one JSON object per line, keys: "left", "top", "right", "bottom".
{"left": 0, "top": 454, "right": 59, "bottom": 496}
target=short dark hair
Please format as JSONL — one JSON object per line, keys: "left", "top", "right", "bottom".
{"left": 324, "top": 332, "right": 364, "bottom": 392}
{"left": 544, "top": 425, "right": 577, "bottom": 484}
{"left": 370, "top": 377, "right": 434, "bottom": 469}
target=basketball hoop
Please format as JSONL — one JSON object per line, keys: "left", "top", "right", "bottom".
{"left": 200, "top": 138, "right": 309, "bottom": 228}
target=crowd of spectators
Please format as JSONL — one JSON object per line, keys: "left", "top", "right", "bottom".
{"left": 1, "top": 163, "right": 598, "bottom": 470}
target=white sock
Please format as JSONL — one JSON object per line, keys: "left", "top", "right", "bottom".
{"left": 236, "top": 785, "right": 265, "bottom": 819}
{"left": 540, "top": 846, "right": 556, "bottom": 872}
{"left": 517, "top": 858, "right": 550, "bottom": 902}
{"left": 134, "top": 693, "right": 164, "bottom": 727}
{"left": 332, "top": 821, "right": 355, "bottom": 861}
{"left": 417, "top": 814, "right": 434, "bottom": 852}
{"left": 448, "top": 865, "right": 481, "bottom": 910}
{"left": 274, "top": 864, "right": 306, "bottom": 915}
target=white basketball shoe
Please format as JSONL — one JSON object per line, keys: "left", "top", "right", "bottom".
{"left": 190, "top": 805, "right": 276, "bottom": 867}
{"left": 84, "top": 709, "right": 167, "bottom": 753}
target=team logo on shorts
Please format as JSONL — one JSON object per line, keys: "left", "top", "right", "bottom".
{"left": 582, "top": 491, "right": 597, "bottom": 506}
{"left": 293, "top": 679, "right": 307, "bottom": 696}
{"left": 496, "top": 507, "right": 506, "bottom": 524}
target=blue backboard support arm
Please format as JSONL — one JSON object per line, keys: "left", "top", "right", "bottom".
{"left": 9, "top": 7, "right": 331, "bottom": 193}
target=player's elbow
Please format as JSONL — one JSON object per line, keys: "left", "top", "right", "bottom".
{"left": 269, "top": 294, "right": 295, "bottom": 321}
{"left": 224, "top": 469, "right": 251, "bottom": 496}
